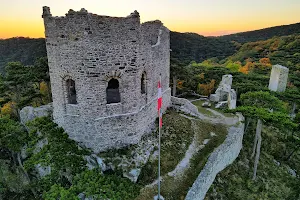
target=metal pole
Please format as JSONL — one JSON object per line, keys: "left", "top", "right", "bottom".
{"left": 158, "top": 75, "right": 162, "bottom": 200}
{"left": 158, "top": 116, "right": 161, "bottom": 200}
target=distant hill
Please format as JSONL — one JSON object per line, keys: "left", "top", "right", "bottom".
{"left": 0, "top": 37, "right": 46, "bottom": 74}
{"left": 170, "top": 32, "right": 236, "bottom": 65}
{"left": 0, "top": 22, "right": 299, "bottom": 73}
{"left": 219, "top": 22, "right": 300, "bottom": 44}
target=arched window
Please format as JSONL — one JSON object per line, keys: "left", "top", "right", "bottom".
{"left": 106, "top": 78, "right": 121, "bottom": 104}
{"left": 141, "top": 72, "right": 146, "bottom": 94}
{"left": 66, "top": 79, "right": 77, "bottom": 104}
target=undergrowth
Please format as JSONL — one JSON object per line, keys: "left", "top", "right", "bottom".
{"left": 206, "top": 123, "right": 300, "bottom": 200}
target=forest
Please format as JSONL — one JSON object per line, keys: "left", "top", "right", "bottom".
{"left": 0, "top": 22, "right": 300, "bottom": 199}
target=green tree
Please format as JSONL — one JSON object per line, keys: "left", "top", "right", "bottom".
{"left": 0, "top": 117, "right": 36, "bottom": 196}
{"left": 2, "top": 62, "right": 38, "bottom": 119}
{"left": 170, "top": 58, "right": 187, "bottom": 96}
{"left": 30, "top": 57, "right": 52, "bottom": 103}
{"left": 236, "top": 91, "right": 296, "bottom": 180}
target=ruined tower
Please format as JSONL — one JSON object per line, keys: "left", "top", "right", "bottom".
{"left": 42, "top": 7, "right": 171, "bottom": 152}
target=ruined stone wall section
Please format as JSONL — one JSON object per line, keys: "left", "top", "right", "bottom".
{"left": 268, "top": 64, "right": 289, "bottom": 92}
{"left": 185, "top": 114, "right": 245, "bottom": 200}
{"left": 42, "top": 7, "right": 171, "bottom": 152}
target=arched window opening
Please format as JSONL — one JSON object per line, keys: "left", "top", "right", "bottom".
{"left": 66, "top": 79, "right": 77, "bottom": 104}
{"left": 141, "top": 73, "right": 146, "bottom": 94}
{"left": 106, "top": 78, "right": 121, "bottom": 104}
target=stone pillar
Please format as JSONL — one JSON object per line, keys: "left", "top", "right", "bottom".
{"left": 268, "top": 65, "right": 289, "bottom": 92}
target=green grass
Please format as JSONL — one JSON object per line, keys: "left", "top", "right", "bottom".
{"left": 138, "top": 109, "right": 194, "bottom": 185}
{"left": 192, "top": 100, "right": 215, "bottom": 116}
{"left": 205, "top": 124, "right": 300, "bottom": 200}
{"left": 159, "top": 121, "right": 227, "bottom": 200}
{"left": 136, "top": 110, "right": 228, "bottom": 200}
{"left": 192, "top": 100, "right": 235, "bottom": 118}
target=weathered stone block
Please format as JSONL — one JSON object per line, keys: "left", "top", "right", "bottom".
{"left": 220, "top": 74, "right": 233, "bottom": 86}
{"left": 228, "top": 89, "right": 237, "bottom": 110}
{"left": 268, "top": 64, "right": 289, "bottom": 92}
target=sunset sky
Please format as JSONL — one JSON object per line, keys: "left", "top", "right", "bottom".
{"left": 0, "top": 0, "right": 299, "bottom": 39}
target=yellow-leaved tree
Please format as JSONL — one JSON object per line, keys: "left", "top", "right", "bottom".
{"left": 1, "top": 101, "right": 17, "bottom": 118}
{"left": 197, "top": 79, "right": 216, "bottom": 96}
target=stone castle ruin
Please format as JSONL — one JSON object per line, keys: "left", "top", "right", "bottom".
{"left": 268, "top": 64, "right": 289, "bottom": 92}
{"left": 42, "top": 7, "right": 171, "bottom": 152}
{"left": 209, "top": 74, "right": 237, "bottom": 109}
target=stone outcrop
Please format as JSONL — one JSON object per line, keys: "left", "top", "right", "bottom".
{"left": 19, "top": 104, "right": 52, "bottom": 124}
{"left": 42, "top": 7, "right": 171, "bottom": 152}
{"left": 268, "top": 64, "right": 289, "bottom": 92}
{"left": 185, "top": 113, "right": 245, "bottom": 200}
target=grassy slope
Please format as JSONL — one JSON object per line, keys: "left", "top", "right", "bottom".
{"left": 136, "top": 109, "right": 228, "bottom": 200}
{"left": 205, "top": 124, "right": 300, "bottom": 200}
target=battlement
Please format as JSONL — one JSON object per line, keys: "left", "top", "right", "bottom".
{"left": 43, "top": 6, "right": 140, "bottom": 19}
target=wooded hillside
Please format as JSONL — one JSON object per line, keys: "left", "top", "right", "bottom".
{"left": 0, "top": 38, "right": 46, "bottom": 74}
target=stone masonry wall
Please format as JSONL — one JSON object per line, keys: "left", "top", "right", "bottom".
{"left": 42, "top": 7, "right": 170, "bottom": 152}
{"left": 185, "top": 114, "right": 245, "bottom": 200}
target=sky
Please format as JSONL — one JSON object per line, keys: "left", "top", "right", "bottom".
{"left": 0, "top": 0, "right": 300, "bottom": 39}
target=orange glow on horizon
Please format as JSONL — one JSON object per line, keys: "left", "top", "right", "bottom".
{"left": 0, "top": 0, "right": 300, "bottom": 39}
{"left": 0, "top": 19, "right": 44, "bottom": 39}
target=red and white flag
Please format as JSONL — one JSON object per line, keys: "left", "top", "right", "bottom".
{"left": 157, "top": 78, "right": 162, "bottom": 128}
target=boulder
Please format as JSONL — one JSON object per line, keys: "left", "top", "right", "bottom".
{"left": 20, "top": 104, "right": 52, "bottom": 124}
{"left": 123, "top": 168, "right": 141, "bottom": 183}
{"left": 85, "top": 154, "right": 107, "bottom": 171}
{"left": 35, "top": 163, "right": 51, "bottom": 177}
{"left": 202, "top": 101, "right": 211, "bottom": 108}
{"left": 287, "top": 167, "right": 297, "bottom": 177}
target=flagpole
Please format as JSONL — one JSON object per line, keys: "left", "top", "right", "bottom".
{"left": 158, "top": 75, "right": 162, "bottom": 200}
{"left": 158, "top": 110, "right": 161, "bottom": 200}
